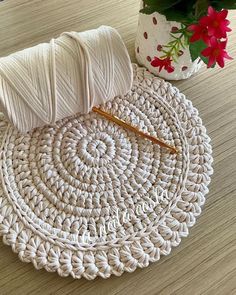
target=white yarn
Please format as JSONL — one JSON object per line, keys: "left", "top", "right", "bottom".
{"left": 0, "top": 25, "right": 133, "bottom": 133}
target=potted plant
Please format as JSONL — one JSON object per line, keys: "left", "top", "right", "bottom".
{"left": 135, "top": 0, "right": 235, "bottom": 80}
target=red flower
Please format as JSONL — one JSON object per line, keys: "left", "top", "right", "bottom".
{"left": 151, "top": 56, "right": 174, "bottom": 73}
{"left": 201, "top": 37, "right": 233, "bottom": 68}
{"left": 200, "top": 6, "right": 231, "bottom": 39}
{"left": 188, "top": 22, "right": 210, "bottom": 44}
{"left": 188, "top": 7, "right": 231, "bottom": 44}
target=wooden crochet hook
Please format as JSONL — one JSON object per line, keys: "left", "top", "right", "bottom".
{"left": 92, "top": 107, "right": 178, "bottom": 154}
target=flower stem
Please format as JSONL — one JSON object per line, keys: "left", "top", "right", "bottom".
{"left": 160, "top": 27, "right": 190, "bottom": 62}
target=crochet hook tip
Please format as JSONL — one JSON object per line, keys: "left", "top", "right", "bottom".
{"left": 92, "top": 107, "right": 179, "bottom": 154}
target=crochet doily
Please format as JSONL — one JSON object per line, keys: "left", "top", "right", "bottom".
{"left": 0, "top": 64, "right": 213, "bottom": 279}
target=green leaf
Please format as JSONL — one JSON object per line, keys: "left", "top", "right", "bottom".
{"left": 199, "top": 54, "right": 209, "bottom": 65}
{"left": 210, "top": 0, "right": 236, "bottom": 10}
{"left": 189, "top": 39, "right": 207, "bottom": 62}
{"left": 194, "top": 0, "right": 209, "bottom": 18}
{"left": 186, "top": 0, "right": 198, "bottom": 15}
{"left": 189, "top": 40, "right": 217, "bottom": 67}
{"left": 140, "top": 0, "right": 203, "bottom": 23}
{"left": 139, "top": 6, "right": 159, "bottom": 14}
{"left": 143, "top": 0, "right": 182, "bottom": 12}
{"left": 200, "top": 56, "right": 216, "bottom": 67}
{"left": 163, "top": 9, "right": 195, "bottom": 24}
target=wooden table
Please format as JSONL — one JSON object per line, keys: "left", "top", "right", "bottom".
{"left": 0, "top": 1, "right": 235, "bottom": 294}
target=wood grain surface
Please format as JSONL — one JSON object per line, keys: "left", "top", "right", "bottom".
{"left": 0, "top": 1, "right": 235, "bottom": 294}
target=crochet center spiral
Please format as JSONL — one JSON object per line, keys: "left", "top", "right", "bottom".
{"left": 0, "top": 65, "right": 213, "bottom": 280}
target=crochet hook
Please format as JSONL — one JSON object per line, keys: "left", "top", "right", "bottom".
{"left": 92, "top": 107, "right": 178, "bottom": 154}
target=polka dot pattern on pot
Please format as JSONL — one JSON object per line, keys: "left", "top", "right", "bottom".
{"left": 135, "top": 12, "right": 204, "bottom": 79}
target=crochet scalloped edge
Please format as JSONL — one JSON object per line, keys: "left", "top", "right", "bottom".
{"left": 0, "top": 64, "right": 213, "bottom": 280}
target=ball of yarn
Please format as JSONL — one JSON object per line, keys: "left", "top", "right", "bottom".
{"left": 0, "top": 26, "right": 133, "bottom": 132}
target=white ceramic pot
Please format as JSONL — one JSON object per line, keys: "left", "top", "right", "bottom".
{"left": 135, "top": 11, "right": 203, "bottom": 80}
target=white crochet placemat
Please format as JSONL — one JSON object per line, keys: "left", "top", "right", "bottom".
{"left": 0, "top": 64, "right": 213, "bottom": 280}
